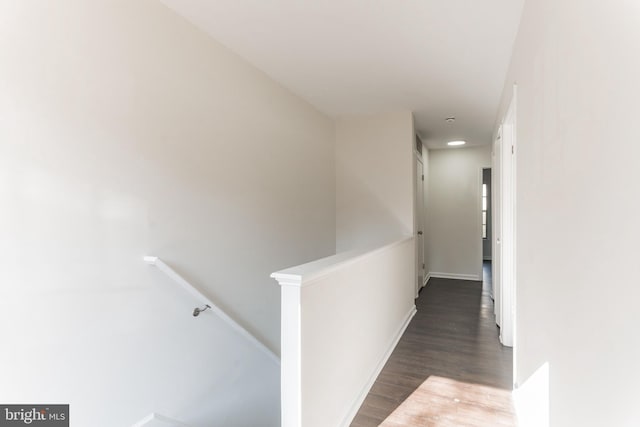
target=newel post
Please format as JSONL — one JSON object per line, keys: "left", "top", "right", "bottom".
{"left": 271, "top": 272, "right": 303, "bottom": 427}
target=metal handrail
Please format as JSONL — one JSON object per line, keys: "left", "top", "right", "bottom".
{"left": 144, "top": 256, "right": 280, "bottom": 365}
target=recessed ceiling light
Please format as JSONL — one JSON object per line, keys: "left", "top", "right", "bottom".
{"left": 447, "top": 140, "right": 466, "bottom": 146}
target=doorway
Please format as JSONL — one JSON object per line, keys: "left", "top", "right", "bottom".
{"left": 482, "top": 167, "right": 493, "bottom": 298}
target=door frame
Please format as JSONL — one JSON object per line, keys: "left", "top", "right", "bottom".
{"left": 414, "top": 152, "right": 425, "bottom": 297}
{"left": 479, "top": 166, "right": 492, "bottom": 291}
{"left": 493, "top": 133, "right": 502, "bottom": 327}
{"left": 495, "top": 84, "right": 517, "bottom": 351}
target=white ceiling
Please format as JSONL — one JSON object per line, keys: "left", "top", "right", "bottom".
{"left": 159, "top": 0, "right": 524, "bottom": 149}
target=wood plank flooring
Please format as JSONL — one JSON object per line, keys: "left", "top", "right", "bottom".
{"left": 350, "top": 274, "right": 514, "bottom": 427}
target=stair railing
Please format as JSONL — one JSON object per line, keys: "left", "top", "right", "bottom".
{"left": 144, "top": 256, "right": 280, "bottom": 365}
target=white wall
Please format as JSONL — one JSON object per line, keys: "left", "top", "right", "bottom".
{"left": 496, "top": 0, "right": 640, "bottom": 425}
{"left": 427, "top": 146, "right": 491, "bottom": 280}
{"left": 0, "top": 1, "right": 335, "bottom": 425}
{"left": 335, "top": 112, "right": 415, "bottom": 251}
{"left": 273, "top": 237, "right": 416, "bottom": 427}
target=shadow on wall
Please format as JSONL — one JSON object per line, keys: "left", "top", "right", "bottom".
{"left": 336, "top": 156, "right": 410, "bottom": 251}
{"left": 0, "top": 258, "right": 280, "bottom": 427}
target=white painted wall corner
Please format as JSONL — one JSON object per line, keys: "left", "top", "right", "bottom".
{"left": 513, "top": 362, "right": 549, "bottom": 427}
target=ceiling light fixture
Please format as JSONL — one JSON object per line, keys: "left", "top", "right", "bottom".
{"left": 447, "top": 140, "right": 466, "bottom": 146}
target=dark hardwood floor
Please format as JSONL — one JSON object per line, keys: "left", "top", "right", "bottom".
{"left": 350, "top": 274, "right": 514, "bottom": 426}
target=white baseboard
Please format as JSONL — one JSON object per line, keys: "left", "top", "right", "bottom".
{"left": 429, "top": 272, "right": 482, "bottom": 281}
{"left": 423, "top": 272, "right": 431, "bottom": 287}
{"left": 339, "top": 306, "right": 417, "bottom": 427}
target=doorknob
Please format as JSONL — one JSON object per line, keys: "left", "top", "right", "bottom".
{"left": 417, "top": 231, "right": 423, "bottom": 235}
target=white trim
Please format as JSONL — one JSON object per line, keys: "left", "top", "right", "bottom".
{"left": 423, "top": 272, "right": 431, "bottom": 287}
{"left": 132, "top": 413, "right": 190, "bottom": 427}
{"left": 339, "top": 307, "right": 417, "bottom": 427}
{"left": 415, "top": 153, "right": 425, "bottom": 298}
{"left": 144, "top": 256, "right": 280, "bottom": 365}
{"left": 280, "top": 286, "right": 302, "bottom": 427}
{"left": 480, "top": 166, "right": 492, "bottom": 271}
{"left": 493, "top": 127, "right": 502, "bottom": 327}
{"left": 271, "top": 236, "right": 413, "bottom": 287}
{"left": 429, "top": 272, "right": 482, "bottom": 281}
{"left": 499, "top": 84, "right": 517, "bottom": 349}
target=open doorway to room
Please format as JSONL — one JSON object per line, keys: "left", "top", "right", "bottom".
{"left": 482, "top": 168, "right": 493, "bottom": 299}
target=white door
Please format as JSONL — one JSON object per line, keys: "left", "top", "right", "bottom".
{"left": 415, "top": 157, "right": 425, "bottom": 296}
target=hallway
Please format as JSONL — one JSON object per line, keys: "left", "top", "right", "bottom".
{"left": 351, "top": 278, "right": 514, "bottom": 426}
